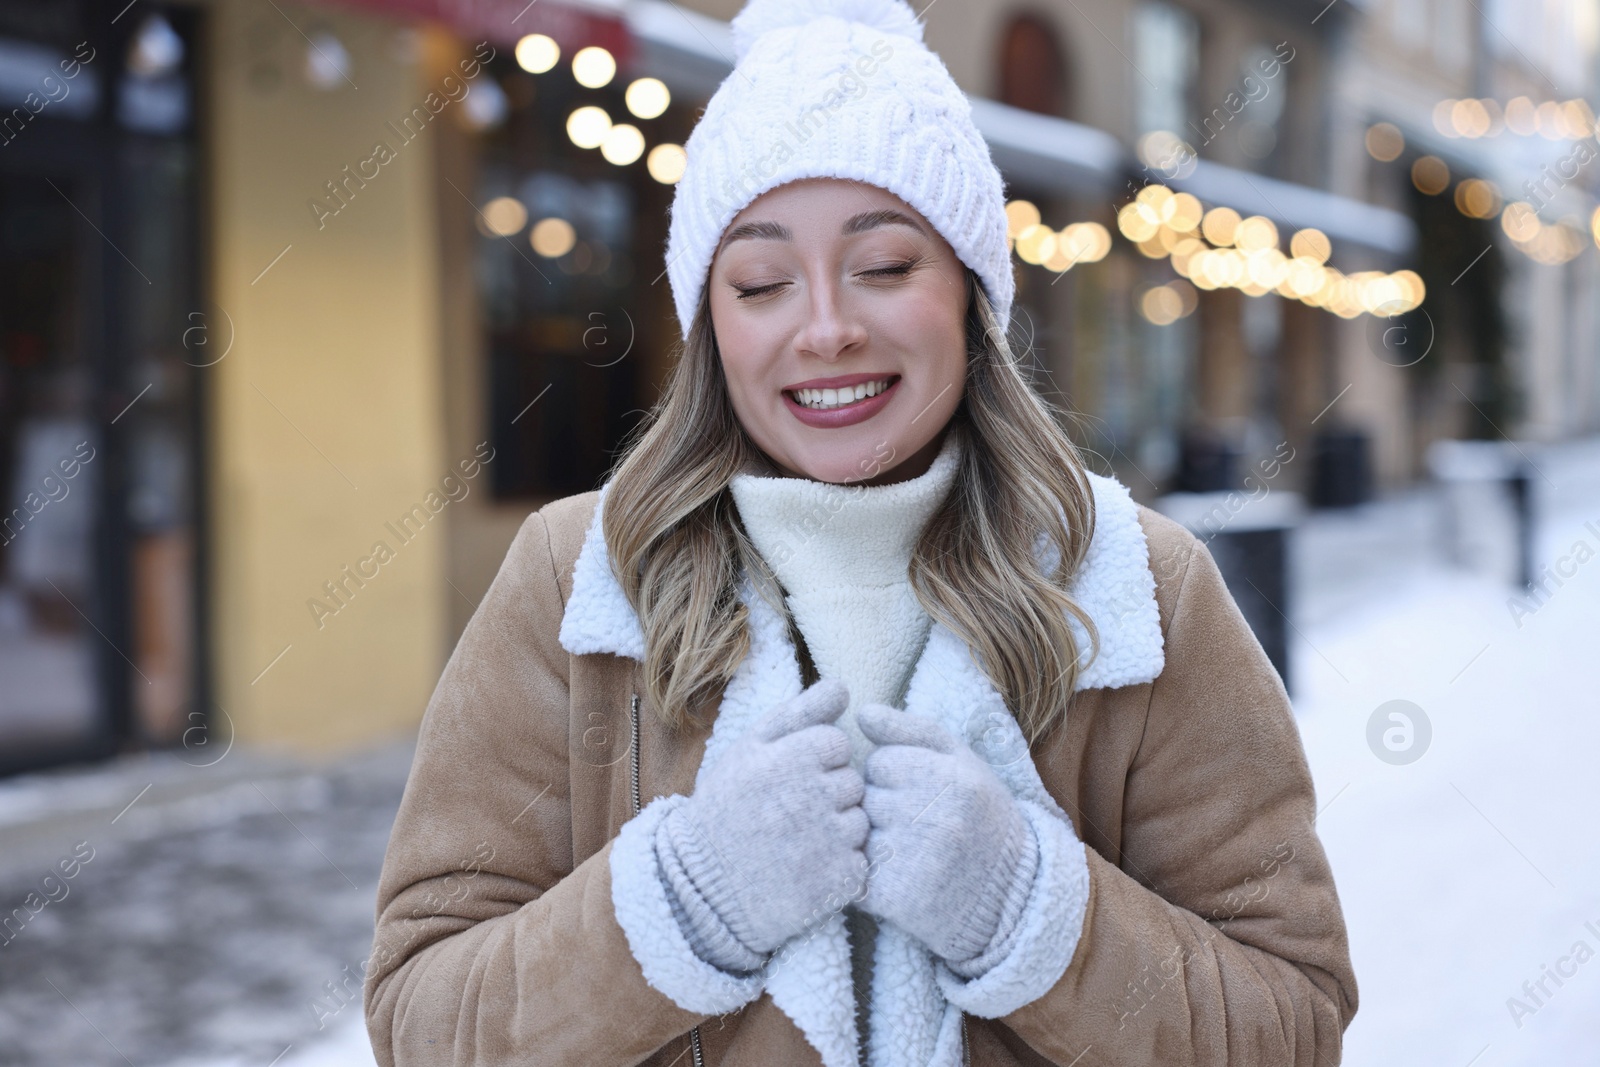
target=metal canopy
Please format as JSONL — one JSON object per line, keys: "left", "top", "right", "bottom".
{"left": 1169, "top": 159, "right": 1417, "bottom": 256}
{"left": 624, "top": 0, "right": 1414, "bottom": 255}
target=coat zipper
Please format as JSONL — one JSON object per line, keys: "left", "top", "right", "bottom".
{"left": 962, "top": 1014, "right": 970, "bottom": 1066}
{"left": 632, "top": 690, "right": 705, "bottom": 1067}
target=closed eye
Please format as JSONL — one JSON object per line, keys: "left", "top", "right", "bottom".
{"left": 732, "top": 258, "right": 921, "bottom": 301}
{"left": 862, "top": 259, "right": 919, "bottom": 279}
{"left": 733, "top": 282, "right": 784, "bottom": 300}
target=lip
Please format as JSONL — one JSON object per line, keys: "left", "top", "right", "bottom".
{"left": 782, "top": 375, "right": 900, "bottom": 428}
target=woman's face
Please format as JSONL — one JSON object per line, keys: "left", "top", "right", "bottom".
{"left": 708, "top": 178, "right": 969, "bottom": 486}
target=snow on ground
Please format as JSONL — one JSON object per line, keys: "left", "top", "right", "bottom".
{"left": 1293, "top": 445, "right": 1600, "bottom": 1064}
{"left": 172, "top": 1012, "right": 378, "bottom": 1067}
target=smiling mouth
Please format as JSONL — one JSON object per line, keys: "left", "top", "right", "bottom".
{"left": 785, "top": 376, "right": 899, "bottom": 410}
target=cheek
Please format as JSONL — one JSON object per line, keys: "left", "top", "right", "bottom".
{"left": 712, "top": 325, "right": 769, "bottom": 409}
{"left": 889, "top": 288, "right": 965, "bottom": 387}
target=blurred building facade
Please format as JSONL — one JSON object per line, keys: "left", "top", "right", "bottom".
{"left": 0, "top": 0, "right": 1595, "bottom": 767}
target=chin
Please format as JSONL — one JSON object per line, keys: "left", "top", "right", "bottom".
{"left": 794, "top": 441, "right": 900, "bottom": 485}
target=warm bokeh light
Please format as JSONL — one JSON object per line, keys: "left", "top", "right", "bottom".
{"left": 1512, "top": 217, "right": 1585, "bottom": 263}
{"left": 1454, "top": 178, "right": 1502, "bottom": 219}
{"left": 1062, "top": 222, "right": 1111, "bottom": 263}
{"left": 1411, "top": 155, "right": 1450, "bottom": 194}
{"left": 1432, "top": 99, "right": 1456, "bottom": 137}
{"left": 625, "top": 78, "right": 671, "bottom": 120}
{"left": 1287, "top": 257, "right": 1325, "bottom": 296}
{"left": 1501, "top": 201, "right": 1542, "bottom": 242}
{"left": 566, "top": 105, "right": 612, "bottom": 149}
{"left": 1246, "top": 247, "right": 1288, "bottom": 288}
{"left": 1536, "top": 100, "right": 1565, "bottom": 138}
{"left": 529, "top": 216, "right": 576, "bottom": 258}
{"left": 1167, "top": 192, "right": 1204, "bottom": 232}
{"left": 1450, "top": 98, "right": 1492, "bottom": 137}
{"left": 600, "top": 123, "right": 645, "bottom": 165}
{"left": 571, "top": 46, "right": 616, "bottom": 89}
{"left": 1505, "top": 95, "right": 1537, "bottom": 135}
{"left": 647, "top": 143, "right": 687, "bottom": 184}
{"left": 1201, "top": 206, "right": 1241, "bottom": 246}
{"left": 1005, "top": 199, "right": 1041, "bottom": 238}
{"left": 1562, "top": 99, "right": 1594, "bottom": 137}
{"left": 514, "top": 33, "right": 559, "bottom": 74}
{"left": 1235, "top": 215, "right": 1279, "bottom": 253}
{"left": 1014, "top": 223, "right": 1057, "bottom": 264}
{"left": 1290, "top": 228, "right": 1331, "bottom": 263}
{"left": 481, "top": 196, "right": 527, "bottom": 237}
{"left": 1117, "top": 201, "right": 1161, "bottom": 242}
{"left": 1137, "top": 184, "right": 1176, "bottom": 222}
{"left": 1365, "top": 122, "right": 1404, "bottom": 161}
{"left": 1034, "top": 189, "right": 1418, "bottom": 320}
{"left": 1433, "top": 95, "right": 1595, "bottom": 139}
{"left": 1140, "top": 284, "right": 1184, "bottom": 325}
{"left": 1136, "top": 130, "right": 1194, "bottom": 173}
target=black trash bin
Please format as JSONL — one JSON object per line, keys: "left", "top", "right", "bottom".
{"left": 1154, "top": 490, "right": 1304, "bottom": 697}
{"left": 1176, "top": 425, "right": 1244, "bottom": 493}
{"left": 1310, "top": 428, "right": 1373, "bottom": 508}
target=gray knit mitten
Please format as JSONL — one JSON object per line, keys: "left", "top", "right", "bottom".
{"left": 853, "top": 702, "right": 1039, "bottom": 970}
{"left": 654, "top": 678, "right": 870, "bottom": 972}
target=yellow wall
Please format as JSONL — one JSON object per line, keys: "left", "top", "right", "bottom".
{"left": 206, "top": 1, "right": 456, "bottom": 752}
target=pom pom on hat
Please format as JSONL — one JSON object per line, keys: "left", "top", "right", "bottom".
{"left": 730, "top": 0, "right": 925, "bottom": 65}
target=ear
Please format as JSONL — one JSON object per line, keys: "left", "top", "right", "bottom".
{"left": 855, "top": 703, "right": 956, "bottom": 752}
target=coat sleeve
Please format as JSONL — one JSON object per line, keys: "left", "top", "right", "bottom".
{"left": 949, "top": 528, "right": 1359, "bottom": 1064}
{"left": 362, "top": 510, "right": 713, "bottom": 1066}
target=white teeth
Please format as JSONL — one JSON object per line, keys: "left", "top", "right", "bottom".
{"left": 792, "top": 378, "right": 893, "bottom": 410}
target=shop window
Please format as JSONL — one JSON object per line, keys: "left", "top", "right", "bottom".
{"left": 474, "top": 50, "right": 686, "bottom": 500}
{"left": 0, "top": 4, "right": 204, "bottom": 772}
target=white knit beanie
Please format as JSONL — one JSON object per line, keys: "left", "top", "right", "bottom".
{"left": 664, "top": 0, "right": 1015, "bottom": 343}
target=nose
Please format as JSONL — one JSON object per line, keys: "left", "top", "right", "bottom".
{"left": 791, "top": 273, "right": 868, "bottom": 362}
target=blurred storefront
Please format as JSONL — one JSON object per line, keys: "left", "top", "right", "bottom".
{"left": 0, "top": 2, "right": 205, "bottom": 773}
{"left": 2, "top": 0, "right": 1595, "bottom": 768}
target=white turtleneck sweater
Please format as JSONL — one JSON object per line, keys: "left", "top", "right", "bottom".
{"left": 727, "top": 425, "right": 964, "bottom": 1062}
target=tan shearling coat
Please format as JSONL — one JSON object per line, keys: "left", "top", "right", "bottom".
{"left": 363, "top": 474, "right": 1358, "bottom": 1066}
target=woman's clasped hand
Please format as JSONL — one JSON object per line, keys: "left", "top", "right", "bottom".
{"left": 855, "top": 702, "right": 1039, "bottom": 972}
{"left": 653, "top": 678, "right": 871, "bottom": 970}
{"left": 653, "top": 677, "right": 1041, "bottom": 974}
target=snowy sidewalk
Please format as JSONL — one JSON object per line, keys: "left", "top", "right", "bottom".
{"left": 1289, "top": 436, "right": 1600, "bottom": 1063}
{"left": 0, "top": 741, "right": 407, "bottom": 1067}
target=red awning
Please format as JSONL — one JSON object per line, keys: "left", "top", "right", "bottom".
{"left": 311, "top": 0, "right": 634, "bottom": 65}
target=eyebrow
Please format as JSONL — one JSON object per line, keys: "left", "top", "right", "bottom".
{"left": 718, "top": 208, "right": 929, "bottom": 251}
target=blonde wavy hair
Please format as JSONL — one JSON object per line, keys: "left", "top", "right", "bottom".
{"left": 603, "top": 267, "right": 1101, "bottom": 749}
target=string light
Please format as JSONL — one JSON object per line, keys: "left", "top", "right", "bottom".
{"left": 571, "top": 45, "right": 616, "bottom": 89}
{"left": 514, "top": 34, "right": 559, "bottom": 74}
{"left": 647, "top": 143, "right": 687, "bottom": 184}
{"left": 1013, "top": 188, "right": 1428, "bottom": 319}
{"left": 625, "top": 78, "right": 670, "bottom": 120}
{"left": 1090, "top": 186, "right": 1424, "bottom": 320}
{"left": 1434, "top": 96, "right": 1596, "bottom": 139}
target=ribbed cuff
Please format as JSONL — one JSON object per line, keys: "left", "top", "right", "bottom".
{"left": 933, "top": 801, "right": 1090, "bottom": 1018}
{"left": 608, "top": 794, "right": 768, "bottom": 1015}
{"left": 943, "top": 815, "right": 1040, "bottom": 979}
{"left": 656, "top": 810, "right": 769, "bottom": 975}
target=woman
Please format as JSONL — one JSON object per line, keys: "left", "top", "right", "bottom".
{"left": 363, "top": 0, "right": 1358, "bottom": 1064}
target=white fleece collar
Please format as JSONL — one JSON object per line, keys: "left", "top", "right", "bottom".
{"left": 558, "top": 462, "right": 1165, "bottom": 692}
{"left": 585, "top": 462, "right": 1165, "bottom": 1067}
{"left": 728, "top": 428, "right": 966, "bottom": 773}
